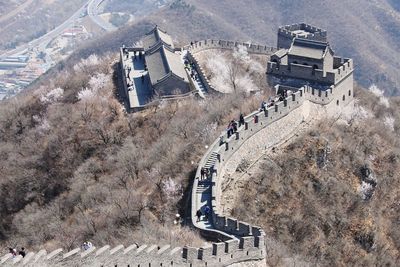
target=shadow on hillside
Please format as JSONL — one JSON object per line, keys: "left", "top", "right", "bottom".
{"left": 112, "top": 62, "right": 130, "bottom": 112}
{"left": 177, "top": 168, "right": 197, "bottom": 227}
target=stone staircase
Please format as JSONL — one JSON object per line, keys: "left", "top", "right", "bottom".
{"left": 196, "top": 180, "right": 212, "bottom": 194}
{"left": 204, "top": 151, "right": 219, "bottom": 169}
{"left": 195, "top": 76, "right": 208, "bottom": 97}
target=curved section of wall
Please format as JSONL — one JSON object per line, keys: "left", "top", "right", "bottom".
{"left": 184, "top": 39, "right": 276, "bottom": 96}
{"left": 190, "top": 89, "right": 307, "bottom": 262}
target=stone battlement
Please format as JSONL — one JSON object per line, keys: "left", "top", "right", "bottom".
{"left": 185, "top": 50, "right": 222, "bottom": 96}
{"left": 0, "top": 235, "right": 265, "bottom": 267}
{"left": 278, "top": 23, "right": 327, "bottom": 38}
{"left": 278, "top": 23, "right": 327, "bottom": 49}
{"left": 184, "top": 39, "right": 277, "bottom": 55}
{"left": 267, "top": 57, "right": 353, "bottom": 86}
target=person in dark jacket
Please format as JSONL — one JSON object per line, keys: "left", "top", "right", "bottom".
{"left": 196, "top": 209, "right": 202, "bottom": 222}
{"left": 18, "top": 248, "right": 26, "bottom": 258}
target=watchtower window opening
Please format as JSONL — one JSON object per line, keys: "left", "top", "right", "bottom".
{"left": 313, "top": 65, "right": 318, "bottom": 70}
{"left": 342, "top": 95, "right": 345, "bottom": 101}
{"left": 272, "top": 59, "right": 278, "bottom": 63}
{"left": 303, "top": 62, "right": 308, "bottom": 66}
{"left": 348, "top": 90, "right": 351, "bottom": 96}
{"left": 336, "top": 100, "right": 339, "bottom": 106}
{"left": 293, "top": 61, "right": 298, "bottom": 64}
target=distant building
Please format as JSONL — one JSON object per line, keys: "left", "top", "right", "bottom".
{"left": 0, "top": 61, "right": 27, "bottom": 69}
{"left": 120, "top": 26, "right": 192, "bottom": 111}
{"left": 0, "top": 55, "right": 29, "bottom": 69}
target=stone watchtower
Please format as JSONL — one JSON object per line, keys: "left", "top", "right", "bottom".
{"left": 267, "top": 24, "right": 354, "bottom": 112}
{"left": 277, "top": 23, "right": 327, "bottom": 49}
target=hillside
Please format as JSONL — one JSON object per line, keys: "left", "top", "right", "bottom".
{"left": 0, "top": 52, "right": 267, "bottom": 251}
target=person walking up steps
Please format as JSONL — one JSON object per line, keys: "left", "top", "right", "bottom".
{"left": 200, "top": 168, "right": 205, "bottom": 180}
{"left": 196, "top": 209, "right": 202, "bottom": 222}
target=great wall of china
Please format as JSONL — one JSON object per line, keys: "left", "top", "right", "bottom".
{"left": 0, "top": 24, "right": 355, "bottom": 266}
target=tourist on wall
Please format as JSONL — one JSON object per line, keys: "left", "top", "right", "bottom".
{"left": 200, "top": 168, "right": 205, "bottom": 180}
{"left": 196, "top": 209, "right": 202, "bottom": 222}
{"left": 18, "top": 248, "right": 26, "bottom": 258}
{"left": 239, "top": 113, "right": 245, "bottom": 127}
{"left": 219, "top": 136, "right": 224, "bottom": 146}
{"left": 8, "top": 248, "right": 17, "bottom": 258}
{"left": 204, "top": 206, "right": 211, "bottom": 220}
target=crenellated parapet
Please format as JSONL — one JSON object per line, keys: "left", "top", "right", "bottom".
{"left": 183, "top": 39, "right": 277, "bottom": 55}
{"left": 277, "top": 23, "right": 327, "bottom": 49}
{"left": 185, "top": 50, "right": 222, "bottom": 96}
{"left": 0, "top": 236, "right": 265, "bottom": 266}
{"left": 267, "top": 57, "right": 353, "bottom": 86}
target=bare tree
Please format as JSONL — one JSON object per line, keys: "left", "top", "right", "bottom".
{"left": 227, "top": 60, "right": 240, "bottom": 93}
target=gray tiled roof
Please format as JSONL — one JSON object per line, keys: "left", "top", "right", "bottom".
{"left": 143, "top": 26, "right": 174, "bottom": 51}
{"left": 288, "top": 38, "right": 329, "bottom": 59}
{"left": 273, "top": 49, "right": 288, "bottom": 59}
{"left": 145, "top": 44, "right": 188, "bottom": 86}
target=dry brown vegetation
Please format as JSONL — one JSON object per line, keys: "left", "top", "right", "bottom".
{"left": 195, "top": 49, "right": 269, "bottom": 94}
{"left": 0, "top": 52, "right": 270, "bottom": 251}
{"left": 232, "top": 89, "right": 400, "bottom": 266}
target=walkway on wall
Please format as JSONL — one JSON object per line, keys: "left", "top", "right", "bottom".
{"left": 194, "top": 152, "right": 219, "bottom": 229}
{"left": 122, "top": 50, "right": 153, "bottom": 108}
{"left": 191, "top": 89, "right": 307, "bottom": 242}
{"left": 181, "top": 50, "right": 208, "bottom": 99}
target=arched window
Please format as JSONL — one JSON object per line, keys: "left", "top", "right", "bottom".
{"left": 348, "top": 90, "right": 351, "bottom": 96}
{"left": 343, "top": 95, "right": 345, "bottom": 101}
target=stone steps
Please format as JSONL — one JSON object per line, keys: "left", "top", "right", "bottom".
{"left": 204, "top": 152, "right": 218, "bottom": 169}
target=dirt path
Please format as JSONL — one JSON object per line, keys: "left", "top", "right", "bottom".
{"left": 0, "top": 0, "right": 35, "bottom": 24}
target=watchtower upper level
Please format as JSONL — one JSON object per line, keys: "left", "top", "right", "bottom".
{"left": 278, "top": 23, "right": 327, "bottom": 49}
{"left": 267, "top": 38, "right": 353, "bottom": 86}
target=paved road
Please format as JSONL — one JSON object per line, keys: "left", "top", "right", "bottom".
{"left": 0, "top": 1, "right": 89, "bottom": 58}
{"left": 87, "top": 0, "right": 117, "bottom": 32}
{"left": 0, "top": 0, "right": 116, "bottom": 59}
